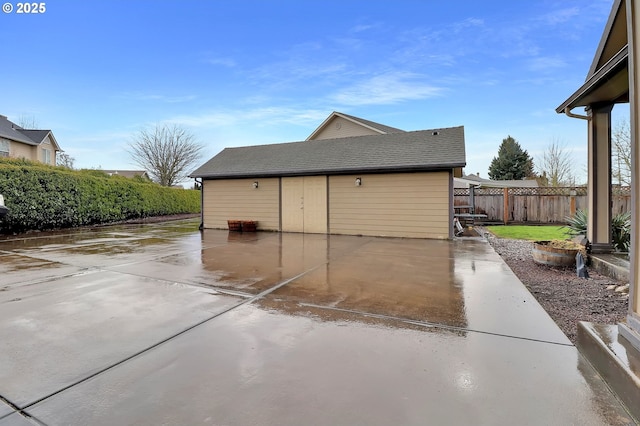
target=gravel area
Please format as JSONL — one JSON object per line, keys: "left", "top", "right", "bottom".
{"left": 475, "top": 226, "right": 629, "bottom": 344}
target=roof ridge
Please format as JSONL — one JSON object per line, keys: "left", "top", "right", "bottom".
{"left": 224, "top": 126, "right": 463, "bottom": 150}
{"left": 334, "top": 111, "right": 405, "bottom": 133}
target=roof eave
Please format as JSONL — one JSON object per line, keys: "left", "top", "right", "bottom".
{"left": 190, "top": 163, "right": 466, "bottom": 180}
{"left": 47, "top": 132, "right": 61, "bottom": 151}
{"left": 587, "top": 0, "right": 626, "bottom": 77}
{"left": 556, "top": 45, "right": 629, "bottom": 113}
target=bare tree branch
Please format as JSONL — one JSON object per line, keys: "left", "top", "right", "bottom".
{"left": 612, "top": 118, "right": 631, "bottom": 186}
{"left": 536, "top": 138, "right": 575, "bottom": 187}
{"left": 127, "top": 124, "right": 204, "bottom": 187}
{"left": 16, "top": 114, "right": 39, "bottom": 129}
{"left": 57, "top": 152, "right": 75, "bottom": 169}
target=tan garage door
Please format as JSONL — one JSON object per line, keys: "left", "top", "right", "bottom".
{"left": 281, "top": 176, "right": 327, "bottom": 233}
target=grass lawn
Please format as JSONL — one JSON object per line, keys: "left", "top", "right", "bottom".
{"left": 485, "top": 225, "right": 571, "bottom": 241}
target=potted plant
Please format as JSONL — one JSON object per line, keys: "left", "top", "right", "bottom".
{"left": 532, "top": 240, "right": 585, "bottom": 267}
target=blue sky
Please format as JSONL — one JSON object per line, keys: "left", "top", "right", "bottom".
{"left": 0, "top": 0, "right": 624, "bottom": 181}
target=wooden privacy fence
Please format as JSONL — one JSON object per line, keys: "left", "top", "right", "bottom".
{"left": 454, "top": 186, "right": 631, "bottom": 224}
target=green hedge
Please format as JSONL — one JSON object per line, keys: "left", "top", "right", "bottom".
{"left": 0, "top": 158, "right": 200, "bottom": 233}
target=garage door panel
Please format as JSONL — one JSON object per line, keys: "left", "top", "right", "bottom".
{"left": 302, "top": 176, "right": 327, "bottom": 234}
{"left": 282, "top": 177, "right": 327, "bottom": 234}
{"left": 282, "top": 177, "right": 304, "bottom": 232}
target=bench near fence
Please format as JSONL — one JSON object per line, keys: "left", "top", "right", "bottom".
{"left": 454, "top": 186, "right": 631, "bottom": 225}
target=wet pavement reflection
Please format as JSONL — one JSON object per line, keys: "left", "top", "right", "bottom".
{"left": 0, "top": 219, "right": 635, "bottom": 425}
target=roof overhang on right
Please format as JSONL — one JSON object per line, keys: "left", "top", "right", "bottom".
{"left": 556, "top": 0, "right": 629, "bottom": 114}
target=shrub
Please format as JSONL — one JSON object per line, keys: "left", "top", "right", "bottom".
{"left": 0, "top": 158, "right": 200, "bottom": 234}
{"left": 612, "top": 211, "right": 631, "bottom": 252}
{"left": 564, "top": 209, "right": 630, "bottom": 252}
{"left": 564, "top": 209, "right": 587, "bottom": 236}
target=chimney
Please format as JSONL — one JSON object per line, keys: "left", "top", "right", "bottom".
{"left": 476, "top": 172, "right": 480, "bottom": 177}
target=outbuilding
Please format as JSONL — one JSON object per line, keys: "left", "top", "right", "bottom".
{"left": 190, "top": 113, "right": 465, "bottom": 239}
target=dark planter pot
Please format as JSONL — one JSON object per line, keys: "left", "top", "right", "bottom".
{"left": 242, "top": 221, "right": 257, "bottom": 232}
{"left": 227, "top": 220, "right": 242, "bottom": 232}
{"left": 532, "top": 241, "right": 579, "bottom": 267}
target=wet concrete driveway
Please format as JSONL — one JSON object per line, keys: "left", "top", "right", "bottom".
{"left": 0, "top": 219, "right": 635, "bottom": 425}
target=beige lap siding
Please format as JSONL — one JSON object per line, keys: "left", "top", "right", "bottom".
{"left": 202, "top": 178, "right": 280, "bottom": 230}
{"left": 10, "top": 142, "right": 36, "bottom": 161}
{"left": 311, "top": 117, "right": 381, "bottom": 140}
{"left": 329, "top": 172, "right": 450, "bottom": 239}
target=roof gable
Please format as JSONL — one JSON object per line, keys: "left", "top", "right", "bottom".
{"left": 191, "top": 126, "right": 465, "bottom": 179}
{"left": 306, "top": 111, "right": 404, "bottom": 141}
{"left": 0, "top": 115, "right": 38, "bottom": 145}
{"left": 588, "top": 0, "right": 627, "bottom": 78}
{"left": 0, "top": 115, "right": 60, "bottom": 150}
{"left": 556, "top": 0, "right": 630, "bottom": 112}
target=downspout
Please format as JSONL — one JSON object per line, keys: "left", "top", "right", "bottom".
{"left": 564, "top": 107, "right": 591, "bottom": 121}
{"left": 195, "top": 178, "right": 204, "bottom": 230}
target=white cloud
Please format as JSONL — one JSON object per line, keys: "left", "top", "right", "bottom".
{"left": 526, "top": 56, "right": 567, "bottom": 72}
{"left": 452, "top": 17, "right": 484, "bottom": 33}
{"left": 251, "top": 59, "right": 349, "bottom": 89}
{"left": 205, "top": 57, "right": 237, "bottom": 67}
{"left": 349, "top": 23, "right": 380, "bottom": 34}
{"left": 164, "top": 112, "right": 237, "bottom": 128}
{"left": 164, "top": 107, "right": 327, "bottom": 129}
{"left": 115, "top": 92, "right": 197, "bottom": 103}
{"left": 64, "top": 130, "right": 132, "bottom": 145}
{"left": 200, "top": 50, "right": 237, "bottom": 68}
{"left": 540, "top": 7, "right": 580, "bottom": 25}
{"left": 329, "top": 72, "right": 443, "bottom": 106}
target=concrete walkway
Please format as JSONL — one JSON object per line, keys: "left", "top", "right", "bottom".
{"left": 0, "top": 219, "right": 635, "bottom": 425}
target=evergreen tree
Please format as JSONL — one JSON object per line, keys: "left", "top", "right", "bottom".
{"left": 488, "top": 136, "right": 534, "bottom": 180}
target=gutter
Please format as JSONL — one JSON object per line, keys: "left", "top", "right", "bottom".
{"left": 555, "top": 45, "right": 628, "bottom": 114}
{"left": 195, "top": 178, "right": 204, "bottom": 230}
{"left": 191, "top": 163, "right": 467, "bottom": 180}
{"left": 564, "top": 107, "right": 591, "bottom": 121}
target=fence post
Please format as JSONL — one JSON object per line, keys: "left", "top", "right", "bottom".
{"left": 503, "top": 187, "right": 509, "bottom": 224}
{"left": 570, "top": 189, "right": 577, "bottom": 217}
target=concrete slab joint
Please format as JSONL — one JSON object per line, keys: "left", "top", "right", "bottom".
{"left": 0, "top": 219, "right": 635, "bottom": 425}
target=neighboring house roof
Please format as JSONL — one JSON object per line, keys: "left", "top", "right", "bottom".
{"left": 455, "top": 175, "right": 539, "bottom": 188}
{"left": 102, "top": 170, "right": 149, "bottom": 179}
{"left": 0, "top": 115, "right": 61, "bottom": 150}
{"left": 306, "top": 111, "right": 405, "bottom": 140}
{"left": 191, "top": 126, "right": 465, "bottom": 179}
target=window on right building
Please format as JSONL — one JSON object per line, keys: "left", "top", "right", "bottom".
{"left": 0, "top": 138, "right": 9, "bottom": 157}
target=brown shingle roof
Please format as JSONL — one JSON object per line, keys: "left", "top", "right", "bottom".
{"left": 191, "top": 126, "right": 465, "bottom": 179}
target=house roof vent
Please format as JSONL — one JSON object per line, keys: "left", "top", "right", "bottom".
{"left": 432, "top": 131, "right": 439, "bottom": 136}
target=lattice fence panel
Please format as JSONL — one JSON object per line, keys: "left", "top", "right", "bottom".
{"left": 453, "top": 186, "right": 630, "bottom": 223}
